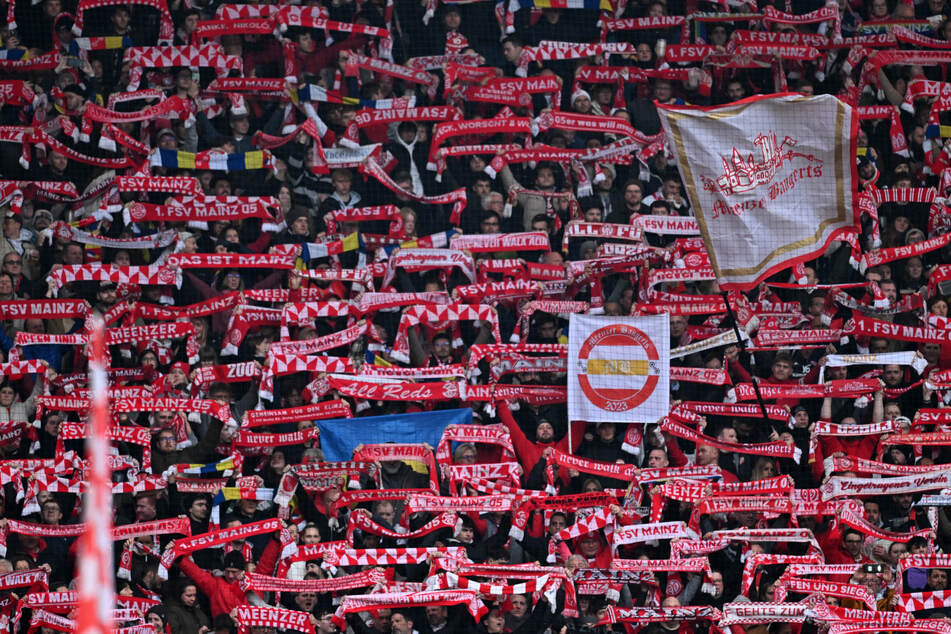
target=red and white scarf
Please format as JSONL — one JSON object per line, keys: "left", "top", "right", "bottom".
{"left": 233, "top": 606, "right": 314, "bottom": 634}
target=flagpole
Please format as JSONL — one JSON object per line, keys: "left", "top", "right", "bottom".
{"left": 720, "top": 292, "right": 772, "bottom": 425}
{"left": 76, "top": 317, "right": 115, "bottom": 634}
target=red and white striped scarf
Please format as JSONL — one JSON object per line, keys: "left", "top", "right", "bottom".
{"left": 240, "top": 569, "right": 387, "bottom": 595}
{"left": 47, "top": 264, "right": 178, "bottom": 296}
{"left": 391, "top": 303, "right": 497, "bottom": 364}
{"left": 662, "top": 417, "right": 799, "bottom": 462}
{"left": 348, "top": 510, "right": 457, "bottom": 542}
{"left": 333, "top": 590, "right": 483, "bottom": 628}
{"left": 324, "top": 546, "right": 469, "bottom": 567}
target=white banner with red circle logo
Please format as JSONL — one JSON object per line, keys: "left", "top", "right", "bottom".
{"left": 568, "top": 315, "right": 669, "bottom": 423}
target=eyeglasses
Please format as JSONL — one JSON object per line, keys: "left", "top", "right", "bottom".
{"left": 4, "top": 260, "right": 20, "bottom": 265}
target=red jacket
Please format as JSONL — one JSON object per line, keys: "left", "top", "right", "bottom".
{"left": 498, "top": 401, "right": 586, "bottom": 477}
{"left": 178, "top": 536, "right": 281, "bottom": 618}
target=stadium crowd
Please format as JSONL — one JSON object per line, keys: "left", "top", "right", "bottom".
{"left": 1, "top": 0, "right": 951, "bottom": 632}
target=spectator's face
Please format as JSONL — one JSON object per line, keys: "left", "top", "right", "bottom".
{"left": 135, "top": 497, "right": 157, "bottom": 522}
{"left": 188, "top": 498, "right": 209, "bottom": 521}
{"left": 930, "top": 569, "right": 949, "bottom": 590}
{"left": 794, "top": 409, "right": 809, "bottom": 428}
{"left": 535, "top": 168, "right": 555, "bottom": 189}
{"left": 596, "top": 422, "right": 615, "bottom": 441}
{"left": 882, "top": 365, "right": 903, "bottom": 386}
{"left": 771, "top": 359, "right": 793, "bottom": 381}
{"left": 537, "top": 320, "right": 558, "bottom": 340}
{"left": 484, "top": 610, "right": 504, "bottom": 633}
{"left": 296, "top": 591, "right": 317, "bottom": 611}
{"left": 549, "top": 514, "right": 567, "bottom": 534}
{"left": 536, "top": 421, "right": 554, "bottom": 442}
{"left": 64, "top": 244, "right": 84, "bottom": 265}
{"left": 480, "top": 215, "right": 500, "bottom": 233}
{"left": 289, "top": 216, "right": 309, "bottom": 236}
{"left": 718, "top": 427, "right": 737, "bottom": 444}
{"left": 726, "top": 81, "right": 745, "bottom": 101}
{"left": 333, "top": 173, "right": 352, "bottom": 195}
{"left": 156, "top": 431, "right": 176, "bottom": 453}
{"left": 635, "top": 43, "right": 652, "bottom": 61}
{"left": 889, "top": 543, "right": 907, "bottom": 563}
{"left": 112, "top": 8, "right": 130, "bottom": 30}
{"left": 880, "top": 282, "right": 898, "bottom": 303}
{"left": 221, "top": 271, "right": 240, "bottom": 290}
{"left": 444, "top": 10, "right": 461, "bottom": 29}
{"left": 509, "top": 595, "right": 529, "bottom": 618}
{"left": 41, "top": 502, "right": 62, "bottom": 524}
{"left": 43, "top": 0, "right": 61, "bottom": 18}
{"left": 573, "top": 95, "right": 591, "bottom": 113}
{"left": 302, "top": 527, "right": 321, "bottom": 544}
{"left": 624, "top": 184, "right": 642, "bottom": 206}
{"left": 895, "top": 493, "right": 913, "bottom": 511}
{"left": 432, "top": 337, "right": 452, "bottom": 359}
{"left": 869, "top": 338, "right": 889, "bottom": 353}
{"left": 871, "top": 0, "right": 888, "bottom": 16}
{"left": 653, "top": 81, "right": 672, "bottom": 102}
{"left": 455, "top": 447, "right": 476, "bottom": 464}
{"left": 181, "top": 584, "right": 197, "bottom": 606}
{"left": 502, "top": 41, "right": 522, "bottom": 63}
{"left": 842, "top": 531, "right": 862, "bottom": 556}
{"left": 98, "top": 284, "right": 118, "bottom": 306}
{"left": 224, "top": 567, "right": 242, "bottom": 584}
{"left": 297, "top": 32, "right": 315, "bottom": 52}
{"left": 864, "top": 502, "right": 881, "bottom": 525}
{"left": 579, "top": 535, "right": 601, "bottom": 556}
{"left": 923, "top": 342, "right": 941, "bottom": 363}
{"left": 148, "top": 613, "right": 163, "bottom": 633}
{"left": 376, "top": 503, "right": 395, "bottom": 525}
{"left": 401, "top": 213, "right": 416, "bottom": 236}
{"left": 426, "top": 606, "right": 447, "bottom": 626}
{"left": 390, "top": 614, "right": 412, "bottom": 634}
{"left": 669, "top": 315, "right": 687, "bottom": 338}
{"left": 884, "top": 403, "right": 901, "bottom": 421}
{"left": 50, "top": 151, "right": 68, "bottom": 173}
{"left": 696, "top": 444, "right": 718, "bottom": 465}
{"left": 0, "top": 387, "right": 14, "bottom": 407}
{"left": 647, "top": 448, "right": 668, "bottom": 468}
{"left": 584, "top": 207, "right": 601, "bottom": 222}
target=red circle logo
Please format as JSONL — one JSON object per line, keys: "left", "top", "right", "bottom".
{"left": 577, "top": 324, "right": 660, "bottom": 413}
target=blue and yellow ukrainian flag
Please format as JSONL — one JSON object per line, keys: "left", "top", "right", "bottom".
{"left": 512, "top": 0, "right": 612, "bottom": 11}
{"left": 174, "top": 454, "right": 241, "bottom": 477}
